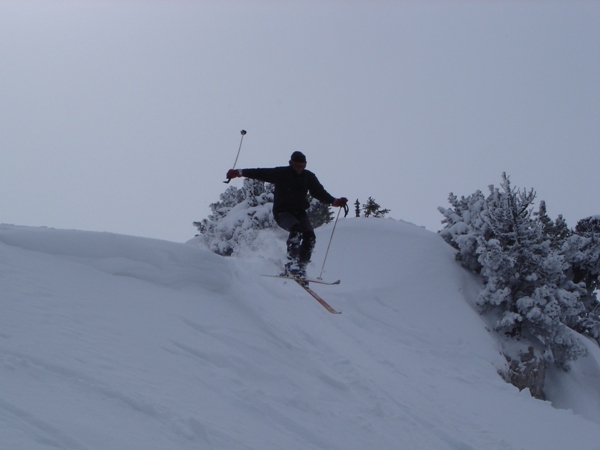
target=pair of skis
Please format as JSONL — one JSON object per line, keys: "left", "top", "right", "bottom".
{"left": 263, "top": 274, "right": 342, "bottom": 314}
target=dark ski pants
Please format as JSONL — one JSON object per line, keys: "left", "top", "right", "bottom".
{"left": 275, "top": 212, "right": 316, "bottom": 266}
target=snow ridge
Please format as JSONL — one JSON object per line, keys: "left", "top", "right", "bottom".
{"left": 2, "top": 220, "right": 600, "bottom": 449}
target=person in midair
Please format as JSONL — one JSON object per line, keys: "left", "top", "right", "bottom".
{"left": 227, "top": 151, "right": 347, "bottom": 279}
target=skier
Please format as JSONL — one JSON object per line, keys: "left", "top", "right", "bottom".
{"left": 226, "top": 151, "right": 347, "bottom": 279}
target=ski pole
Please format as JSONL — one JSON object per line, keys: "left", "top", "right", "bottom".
{"left": 224, "top": 129, "right": 247, "bottom": 183}
{"left": 318, "top": 203, "right": 349, "bottom": 280}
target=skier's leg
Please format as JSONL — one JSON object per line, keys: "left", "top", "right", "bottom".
{"left": 275, "top": 213, "right": 303, "bottom": 271}
{"left": 286, "top": 224, "right": 303, "bottom": 264}
{"left": 297, "top": 216, "right": 316, "bottom": 270}
{"left": 275, "top": 212, "right": 316, "bottom": 277}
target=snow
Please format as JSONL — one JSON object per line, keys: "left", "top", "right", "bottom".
{"left": 2, "top": 219, "right": 600, "bottom": 450}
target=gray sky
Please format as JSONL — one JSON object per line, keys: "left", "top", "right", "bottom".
{"left": 2, "top": 1, "right": 599, "bottom": 243}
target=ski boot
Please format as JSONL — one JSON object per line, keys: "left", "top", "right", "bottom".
{"left": 283, "top": 261, "right": 308, "bottom": 287}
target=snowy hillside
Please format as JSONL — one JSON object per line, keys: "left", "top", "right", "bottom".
{"left": 2, "top": 219, "right": 600, "bottom": 450}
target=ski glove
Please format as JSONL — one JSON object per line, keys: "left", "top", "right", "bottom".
{"left": 226, "top": 169, "right": 243, "bottom": 179}
{"left": 332, "top": 197, "right": 348, "bottom": 207}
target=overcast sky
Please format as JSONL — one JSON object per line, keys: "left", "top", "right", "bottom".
{"left": 2, "top": 1, "right": 599, "bottom": 243}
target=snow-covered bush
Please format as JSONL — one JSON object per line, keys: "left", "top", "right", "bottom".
{"left": 439, "top": 173, "right": 598, "bottom": 368}
{"left": 194, "top": 179, "right": 277, "bottom": 256}
{"left": 307, "top": 196, "right": 334, "bottom": 228}
{"left": 194, "top": 179, "right": 334, "bottom": 257}
{"left": 535, "top": 200, "right": 571, "bottom": 250}
{"left": 561, "top": 216, "right": 600, "bottom": 342}
{"left": 438, "top": 189, "right": 489, "bottom": 273}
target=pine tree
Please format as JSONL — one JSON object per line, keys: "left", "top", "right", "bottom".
{"left": 362, "top": 197, "right": 390, "bottom": 218}
{"left": 438, "top": 189, "right": 489, "bottom": 273}
{"left": 194, "top": 179, "right": 276, "bottom": 256}
{"left": 535, "top": 200, "right": 571, "bottom": 250}
{"left": 574, "top": 217, "right": 600, "bottom": 297}
{"left": 478, "top": 174, "right": 585, "bottom": 366}
{"left": 561, "top": 216, "right": 600, "bottom": 343}
{"left": 194, "top": 180, "right": 334, "bottom": 257}
{"left": 354, "top": 199, "right": 361, "bottom": 218}
{"left": 475, "top": 175, "right": 586, "bottom": 366}
{"left": 439, "top": 173, "right": 589, "bottom": 367}
{"left": 307, "top": 196, "right": 334, "bottom": 228}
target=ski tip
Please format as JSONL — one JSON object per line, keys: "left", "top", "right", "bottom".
{"left": 314, "top": 277, "right": 341, "bottom": 284}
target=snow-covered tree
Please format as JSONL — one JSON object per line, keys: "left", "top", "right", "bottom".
{"left": 535, "top": 200, "right": 571, "bottom": 250}
{"left": 194, "top": 179, "right": 276, "bottom": 256}
{"left": 307, "top": 196, "right": 334, "bottom": 228}
{"left": 560, "top": 216, "right": 600, "bottom": 343}
{"left": 195, "top": 179, "right": 333, "bottom": 257}
{"left": 438, "top": 189, "right": 489, "bottom": 273}
{"left": 573, "top": 217, "right": 600, "bottom": 298}
{"left": 439, "top": 173, "right": 591, "bottom": 368}
{"left": 476, "top": 175, "right": 587, "bottom": 366}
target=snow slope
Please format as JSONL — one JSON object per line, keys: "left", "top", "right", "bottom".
{"left": 2, "top": 219, "right": 600, "bottom": 450}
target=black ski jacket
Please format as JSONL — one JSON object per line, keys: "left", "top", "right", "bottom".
{"left": 242, "top": 166, "right": 335, "bottom": 216}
